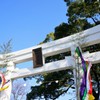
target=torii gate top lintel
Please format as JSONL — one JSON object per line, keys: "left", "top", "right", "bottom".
{"left": 0, "top": 25, "right": 100, "bottom": 79}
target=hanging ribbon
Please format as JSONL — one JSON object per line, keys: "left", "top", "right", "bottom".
{"left": 0, "top": 72, "right": 9, "bottom": 91}
{"left": 75, "top": 47, "right": 95, "bottom": 100}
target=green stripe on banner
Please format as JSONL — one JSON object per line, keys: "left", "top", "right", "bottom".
{"left": 75, "top": 47, "right": 81, "bottom": 57}
{"left": 82, "top": 89, "right": 87, "bottom": 100}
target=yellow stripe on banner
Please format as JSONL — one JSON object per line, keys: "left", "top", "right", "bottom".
{"left": 0, "top": 85, "right": 9, "bottom": 91}
{"left": 88, "top": 94, "right": 95, "bottom": 100}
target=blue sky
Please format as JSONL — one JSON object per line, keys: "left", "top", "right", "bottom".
{"left": 0, "top": 0, "right": 67, "bottom": 51}
{"left": 0, "top": 0, "right": 76, "bottom": 100}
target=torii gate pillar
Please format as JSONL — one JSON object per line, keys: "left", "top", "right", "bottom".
{"left": 0, "top": 61, "right": 15, "bottom": 100}
{"left": 71, "top": 44, "right": 81, "bottom": 100}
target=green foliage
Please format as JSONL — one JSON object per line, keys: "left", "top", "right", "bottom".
{"left": 54, "top": 21, "right": 92, "bottom": 40}
{"left": 40, "top": 32, "right": 55, "bottom": 44}
{"left": 0, "top": 39, "right": 12, "bottom": 72}
{"left": 54, "top": 23, "right": 72, "bottom": 39}
{"left": 0, "top": 39, "right": 12, "bottom": 54}
{"left": 27, "top": 70, "right": 74, "bottom": 100}
{"left": 67, "top": 1, "right": 100, "bottom": 25}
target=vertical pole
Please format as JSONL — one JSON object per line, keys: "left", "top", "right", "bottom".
{"left": 71, "top": 46, "right": 80, "bottom": 100}
{"left": 71, "top": 46, "right": 77, "bottom": 100}
{"left": 0, "top": 61, "right": 15, "bottom": 100}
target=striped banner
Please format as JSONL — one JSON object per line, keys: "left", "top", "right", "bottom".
{"left": 75, "top": 47, "right": 95, "bottom": 100}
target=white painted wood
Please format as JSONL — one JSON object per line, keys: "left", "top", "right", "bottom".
{"left": 11, "top": 57, "right": 74, "bottom": 79}
{"left": 0, "top": 81, "right": 12, "bottom": 100}
{"left": 11, "top": 51, "right": 100, "bottom": 79}
{"left": 83, "top": 51, "right": 100, "bottom": 64}
{"left": 71, "top": 46, "right": 78, "bottom": 100}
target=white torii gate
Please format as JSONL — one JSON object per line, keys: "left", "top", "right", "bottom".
{"left": 0, "top": 25, "right": 100, "bottom": 100}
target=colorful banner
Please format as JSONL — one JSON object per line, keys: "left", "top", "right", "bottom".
{"left": 75, "top": 47, "right": 95, "bottom": 100}
{"left": 0, "top": 72, "right": 9, "bottom": 91}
